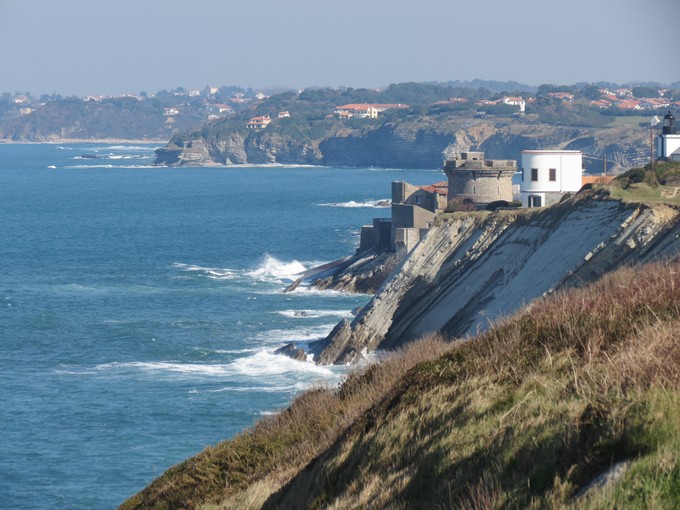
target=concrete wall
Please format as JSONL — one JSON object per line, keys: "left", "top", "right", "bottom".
{"left": 444, "top": 152, "right": 516, "bottom": 206}
{"left": 358, "top": 218, "right": 392, "bottom": 253}
{"left": 392, "top": 181, "right": 441, "bottom": 213}
{"left": 391, "top": 203, "right": 436, "bottom": 230}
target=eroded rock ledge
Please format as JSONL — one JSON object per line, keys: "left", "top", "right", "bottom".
{"left": 311, "top": 190, "right": 680, "bottom": 364}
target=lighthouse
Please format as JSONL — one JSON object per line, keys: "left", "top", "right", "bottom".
{"left": 659, "top": 111, "right": 680, "bottom": 161}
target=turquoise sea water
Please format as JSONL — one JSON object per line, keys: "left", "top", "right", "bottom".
{"left": 0, "top": 143, "right": 441, "bottom": 509}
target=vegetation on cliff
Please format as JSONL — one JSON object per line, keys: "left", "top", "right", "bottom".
{"left": 121, "top": 259, "right": 680, "bottom": 509}
{"left": 155, "top": 80, "right": 672, "bottom": 170}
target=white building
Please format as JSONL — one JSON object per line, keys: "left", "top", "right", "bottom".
{"left": 658, "top": 111, "right": 680, "bottom": 162}
{"left": 520, "top": 150, "right": 583, "bottom": 208}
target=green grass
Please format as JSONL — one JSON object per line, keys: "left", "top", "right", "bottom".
{"left": 604, "top": 115, "right": 650, "bottom": 128}
{"left": 609, "top": 161, "right": 680, "bottom": 205}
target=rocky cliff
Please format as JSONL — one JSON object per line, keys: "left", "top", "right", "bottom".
{"left": 313, "top": 190, "right": 680, "bottom": 364}
{"left": 155, "top": 118, "right": 650, "bottom": 173}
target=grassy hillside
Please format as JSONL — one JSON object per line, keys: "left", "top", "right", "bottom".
{"left": 121, "top": 259, "right": 680, "bottom": 509}
{"left": 611, "top": 161, "right": 680, "bottom": 205}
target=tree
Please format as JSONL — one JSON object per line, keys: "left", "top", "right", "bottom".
{"left": 632, "top": 86, "right": 660, "bottom": 98}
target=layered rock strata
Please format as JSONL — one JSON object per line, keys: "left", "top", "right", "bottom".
{"left": 313, "top": 191, "right": 680, "bottom": 364}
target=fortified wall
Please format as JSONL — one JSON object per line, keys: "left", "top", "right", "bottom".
{"left": 444, "top": 151, "right": 516, "bottom": 207}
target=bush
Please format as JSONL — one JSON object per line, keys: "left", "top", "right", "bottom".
{"left": 446, "top": 196, "right": 476, "bottom": 212}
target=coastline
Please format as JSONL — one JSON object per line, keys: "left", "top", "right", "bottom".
{"left": 0, "top": 138, "right": 168, "bottom": 144}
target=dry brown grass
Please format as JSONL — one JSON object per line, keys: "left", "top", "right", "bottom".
{"left": 119, "top": 336, "right": 452, "bottom": 510}
{"left": 122, "top": 260, "right": 680, "bottom": 510}
{"left": 263, "top": 261, "right": 680, "bottom": 509}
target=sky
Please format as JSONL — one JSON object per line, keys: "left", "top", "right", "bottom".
{"left": 0, "top": 0, "right": 677, "bottom": 96}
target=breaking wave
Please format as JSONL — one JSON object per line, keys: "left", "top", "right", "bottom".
{"left": 317, "top": 199, "right": 391, "bottom": 208}
{"left": 276, "top": 309, "right": 353, "bottom": 319}
{"left": 245, "top": 254, "right": 306, "bottom": 282}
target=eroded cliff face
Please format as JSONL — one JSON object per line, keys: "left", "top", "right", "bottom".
{"left": 155, "top": 120, "right": 650, "bottom": 172}
{"left": 155, "top": 131, "right": 323, "bottom": 166}
{"left": 314, "top": 191, "right": 680, "bottom": 364}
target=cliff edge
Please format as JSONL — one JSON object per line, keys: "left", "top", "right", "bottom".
{"left": 314, "top": 189, "right": 680, "bottom": 364}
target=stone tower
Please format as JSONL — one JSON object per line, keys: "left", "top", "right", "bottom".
{"left": 443, "top": 151, "right": 517, "bottom": 207}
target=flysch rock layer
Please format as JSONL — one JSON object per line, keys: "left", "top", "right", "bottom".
{"left": 315, "top": 191, "right": 680, "bottom": 364}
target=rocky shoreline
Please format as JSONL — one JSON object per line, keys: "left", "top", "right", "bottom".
{"left": 155, "top": 119, "right": 651, "bottom": 173}
{"left": 292, "top": 189, "right": 680, "bottom": 365}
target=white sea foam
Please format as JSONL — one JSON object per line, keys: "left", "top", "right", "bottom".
{"left": 172, "top": 262, "right": 238, "bottom": 280}
{"left": 93, "top": 348, "right": 342, "bottom": 381}
{"left": 255, "top": 324, "right": 338, "bottom": 345}
{"left": 276, "top": 309, "right": 352, "bottom": 319}
{"left": 62, "top": 164, "right": 158, "bottom": 169}
{"left": 230, "top": 350, "right": 335, "bottom": 377}
{"left": 316, "top": 199, "right": 390, "bottom": 208}
{"left": 245, "top": 254, "right": 306, "bottom": 282}
{"left": 92, "top": 145, "right": 160, "bottom": 151}
{"left": 207, "top": 382, "right": 310, "bottom": 393}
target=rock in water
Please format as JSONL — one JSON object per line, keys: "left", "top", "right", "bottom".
{"left": 274, "top": 343, "right": 307, "bottom": 361}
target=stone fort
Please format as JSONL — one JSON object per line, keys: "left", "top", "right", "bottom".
{"left": 359, "top": 151, "right": 517, "bottom": 255}
{"left": 444, "top": 151, "right": 516, "bottom": 206}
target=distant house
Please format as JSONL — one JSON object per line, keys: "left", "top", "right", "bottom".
{"left": 502, "top": 97, "right": 526, "bottom": 112}
{"left": 547, "top": 92, "right": 574, "bottom": 101}
{"left": 334, "top": 103, "right": 409, "bottom": 119}
{"left": 19, "top": 108, "right": 33, "bottom": 115}
{"left": 278, "top": 111, "right": 290, "bottom": 118}
{"left": 435, "top": 97, "right": 468, "bottom": 105}
{"left": 614, "top": 88, "right": 633, "bottom": 98}
{"left": 189, "top": 90, "right": 201, "bottom": 97}
{"left": 640, "top": 98, "right": 671, "bottom": 109}
{"left": 614, "top": 100, "right": 642, "bottom": 110}
{"left": 246, "top": 115, "right": 272, "bottom": 129}
{"left": 12, "top": 95, "right": 30, "bottom": 105}
{"left": 476, "top": 97, "right": 526, "bottom": 112}
{"left": 591, "top": 99, "right": 613, "bottom": 109}
{"left": 164, "top": 107, "right": 180, "bottom": 116}
{"left": 206, "top": 104, "right": 233, "bottom": 114}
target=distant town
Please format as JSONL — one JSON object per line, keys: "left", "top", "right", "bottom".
{"left": 2, "top": 81, "right": 679, "bottom": 142}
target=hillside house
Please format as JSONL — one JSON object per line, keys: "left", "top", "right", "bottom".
{"left": 278, "top": 111, "right": 290, "bottom": 118}
{"left": 334, "top": 103, "right": 409, "bottom": 119}
{"left": 503, "top": 97, "right": 526, "bottom": 112}
{"left": 246, "top": 115, "right": 272, "bottom": 129}
{"left": 520, "top": 150, "right": 583, "bottom": 208}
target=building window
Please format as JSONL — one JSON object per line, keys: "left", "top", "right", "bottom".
{"left": 531, "top": 168, "right": 538, "bottom": 181}
{"left": 549, "top": 168, "right": 557, "bottom": 181}
{"left": 521, "top": 168, "right": 524, "bottom": 181}
{"left": 415, "top": 196, "right": 422, "bottom": 205}
{"left": 530, "top": 195, "right": 542, "bottom": 207}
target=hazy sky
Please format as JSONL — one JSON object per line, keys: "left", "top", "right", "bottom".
{"left": 1, "top": 0, "right": 677, "bottom": 96}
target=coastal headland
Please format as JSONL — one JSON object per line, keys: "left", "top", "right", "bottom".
{"left": 121, "top": 168, "right": 680, "bottom": 508}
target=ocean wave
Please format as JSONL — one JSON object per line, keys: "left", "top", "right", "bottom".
{"left": 256, "top": 324, "right": 339, "bottom": 343}
{"left": 276, "top": 309, "right": 353, "bottom": 319}
{"left": 171, "top": 262, "right": 237, "bottom": 280}
{"left": 316, "top": 199, "right": 390, "bottom": 208}
{"left": 62, "top": 164, "right": 158, "bottom": 169}
{"left": 92, "top": 349, "right": 341, "bottom": 380}
{"left": 91, "top": 145, "right": 160, "bottom": 151}
{"left": 245, "top": 254, "right": 306, "bottom": 282}
{"left": 172, "top": 255, "right": 307, "bottom": 284}
{"left": 207, "top": 382, "right": 311, "bottom": 393}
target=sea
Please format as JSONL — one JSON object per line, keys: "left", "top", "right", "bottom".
{"left": 0, "top": 143, "right": 442, "bottom": 509}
